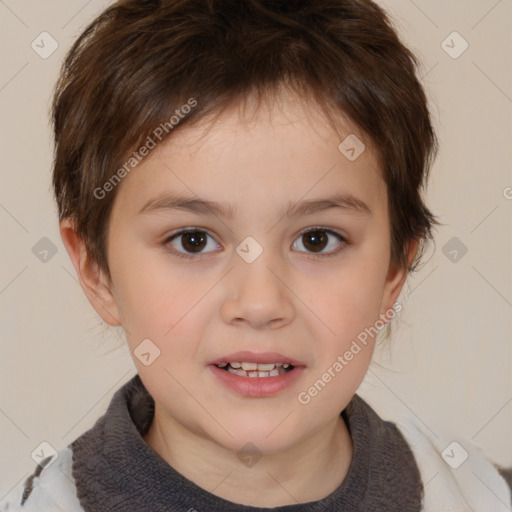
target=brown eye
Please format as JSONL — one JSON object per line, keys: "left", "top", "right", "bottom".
{"left": 302, "top": 230, "right": 328, "bottom": 252}
{"left": 180, "top": 231, "right": 207, "bottom": 253}
{"left": 166, "top": 229, "right": 220, "bottom": 259}
{"left": 292, "top": 228, "right": 345, "bottom": 256}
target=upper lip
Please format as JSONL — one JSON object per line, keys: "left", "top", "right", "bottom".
{"left": 209, "top": 351, "right": 305, "bottom": 367}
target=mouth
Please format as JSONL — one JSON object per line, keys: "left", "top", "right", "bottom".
{"left": 214, "top": 361, "right": 295, "bottom": 378}
{"left": 208, "top": 351, "right": 305, "bottom": 397}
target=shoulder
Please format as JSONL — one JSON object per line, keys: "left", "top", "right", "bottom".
{"left": 393, "top": 415, "right": 512, "bottom": 511}
{"left": 0, "top": 446, "right": 85, "bottom": 512}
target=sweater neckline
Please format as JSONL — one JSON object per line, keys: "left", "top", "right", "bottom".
{"left": 71, "top": 374, "right": 422, "bottom": 511}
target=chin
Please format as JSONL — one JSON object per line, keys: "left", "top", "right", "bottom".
{"left": 203, "top": 416, "right": 304, "bottom": 455}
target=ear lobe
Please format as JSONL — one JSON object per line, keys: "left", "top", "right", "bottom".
{"left": 379, "top": 239, "right": 419, "bottom": 317}
{"left": 59, "top": 218, "right": 122, "bottom": 327}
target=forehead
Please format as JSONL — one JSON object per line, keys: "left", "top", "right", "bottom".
{"left": 112, "top": 89, "right": 386, "bottom": 220}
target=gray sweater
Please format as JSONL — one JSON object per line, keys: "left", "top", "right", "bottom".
{"left": 14, "top": 374, "right": 512, "bottom": 511}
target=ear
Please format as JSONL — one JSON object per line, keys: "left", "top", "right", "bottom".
{"left": 379, "top": 239, "right": 419, "bottom": 318}
{"left": 59, "top": 218, "right": 121, "bottom": 326}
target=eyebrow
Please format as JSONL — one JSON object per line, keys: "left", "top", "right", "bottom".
{"left": 139, "top": 192, "right": 372, "bottom": 219}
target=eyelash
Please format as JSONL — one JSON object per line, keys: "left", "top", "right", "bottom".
{"left": 162, "top": 227, "right": 348, "bottom": 261}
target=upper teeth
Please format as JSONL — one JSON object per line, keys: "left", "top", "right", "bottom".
{"left": 217, "top": 362, "right": 290, "bottom": 370}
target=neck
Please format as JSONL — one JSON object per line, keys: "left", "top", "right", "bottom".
{"left": 143, "top": 404, "right": 353, "bottom": 507}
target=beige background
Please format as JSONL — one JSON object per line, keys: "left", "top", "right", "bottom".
{"left": 1, "top": 0, "right": 511, "bottom": 501}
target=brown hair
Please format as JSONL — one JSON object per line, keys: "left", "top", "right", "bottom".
{"left": 52, "top": 0, "right": 438, "bottom": 282}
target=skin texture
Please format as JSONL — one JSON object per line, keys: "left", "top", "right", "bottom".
{"left": 61, "top": 89, "right": 416, "bottom": 507}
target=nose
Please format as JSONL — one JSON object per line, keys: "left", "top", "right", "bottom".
{"left": 220, "top": 248, "right": 295, "bottom": 330}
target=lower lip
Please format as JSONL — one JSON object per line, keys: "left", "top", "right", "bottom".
{"left": 208, "top": 365, "right": 305, "bottom": 397}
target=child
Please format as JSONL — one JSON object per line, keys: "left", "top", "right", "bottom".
{"left": 2, "top": 0, "right": 510, "bottom": 510}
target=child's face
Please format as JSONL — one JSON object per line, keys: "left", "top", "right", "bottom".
{"left": 81, "top": 91, "right": 409, "bottom": 454}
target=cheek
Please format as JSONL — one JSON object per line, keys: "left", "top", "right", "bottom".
{"left": 110, "top": 246, "right": 211, "bottom": 347}
{"left": 295, "top": 268, "right": 384, "bottom": 419}
{"left": 307, "top": 284, "right": 380, "bottom": 392}
{"left": 310, "top": 258, "right": 387, "bottom": 342}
